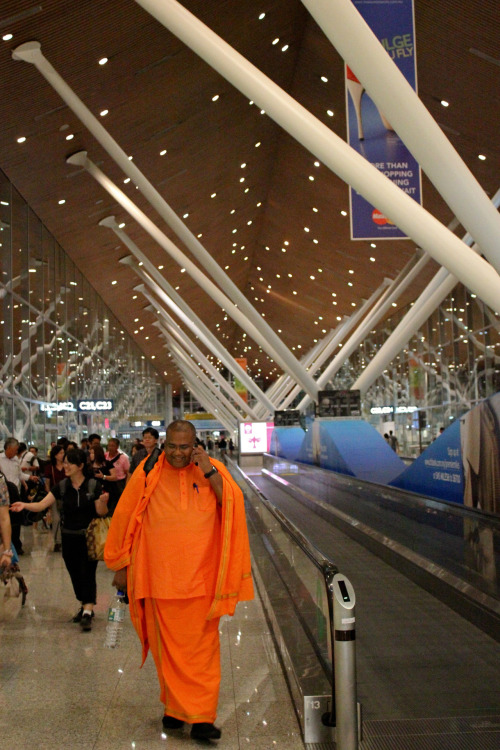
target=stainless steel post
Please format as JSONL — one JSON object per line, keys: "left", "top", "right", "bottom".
{"left": 331, "top": 573, "right": 358, "bottom": 750}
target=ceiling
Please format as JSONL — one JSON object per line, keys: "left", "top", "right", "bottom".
{"left": 0, "top": 0, "right": 498, "bottom": 395}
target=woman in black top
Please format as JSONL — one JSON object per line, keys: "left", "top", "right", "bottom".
{"left": 11, "top": 449, "right": 109, "bottom": 631}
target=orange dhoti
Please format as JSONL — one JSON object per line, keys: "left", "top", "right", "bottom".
{"left": 104, "top": 453, "right": 254, "bottom": 723}
{"left": 143, "top": 596, "right": 221, "bottom": 722}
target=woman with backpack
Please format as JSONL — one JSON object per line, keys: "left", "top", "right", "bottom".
{"left": 10, "top": 449, "right": 109, "bottom": 631}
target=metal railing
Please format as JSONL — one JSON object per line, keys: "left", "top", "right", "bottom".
{"left": 230, "top": 459, "right": 359, "bottom": 747}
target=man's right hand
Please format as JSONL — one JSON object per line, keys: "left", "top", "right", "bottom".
{"left": 112, "top": 567, "right": 128, "bottom": 591}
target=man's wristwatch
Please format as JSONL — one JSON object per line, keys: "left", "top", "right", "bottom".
{"left": 204, "top": 466, "right": 218, "bottom": 479}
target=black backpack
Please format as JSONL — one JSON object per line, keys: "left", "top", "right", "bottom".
{"left": 56, "top": 477, "right": 98, "bottom": 526}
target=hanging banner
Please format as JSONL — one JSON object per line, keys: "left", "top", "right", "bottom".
{"left": 346, "top": 0, "right": 421, "bottom": 240}
{"left": 234, "top": 357, "right": 248, "bottom": 403}
{"left": 408, "top": 357, "right": 425, "bottom": 402}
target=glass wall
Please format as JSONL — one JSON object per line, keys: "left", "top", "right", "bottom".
{"left": 0, "top": 169, "right": 165, "bottom": 450}
{"left": 353, "top": 287, "right": 500, "bottom": 456}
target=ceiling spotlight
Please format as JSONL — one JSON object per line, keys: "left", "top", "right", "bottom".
{"left": 478, "top": 154, "right": 486, "bottom": 161}
{"left": 99, "top": 57, "right": 108, "bottom": 65}
{"left": 17, "top": 136, "right": 26, "bottom": 143}
{"left": 3, "top": 33, "right": 13, "bottom": 41}
{"left": 440, "top": 100, "right": 449, "bottom": 107}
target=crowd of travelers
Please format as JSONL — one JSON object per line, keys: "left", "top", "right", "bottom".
{"left": 0, "top": 428, "right": 234, "bottom": 630}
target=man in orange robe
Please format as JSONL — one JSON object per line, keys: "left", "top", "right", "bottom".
{"left": 104, "top": 420, "right": 254, "bottom": 741}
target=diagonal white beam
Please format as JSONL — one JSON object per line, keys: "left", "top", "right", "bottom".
{"left": 353, "top": 189, "right": 500, "bottom": 393}
{"left": 301, "top": 0, "right": 500, "bottom": 269}
{"left": 295, "top": 253, "right": 432, "bottom": 410}
{"left": 132, "top": 269, "right": 269, "bottom": 416}
{"left": 64, "top": 150, "right": 316, "bottom": 398}
{"left": 12, "top": 41, "right": 317, "bottom": 399}
{"left": 174, "top": 355, "right": 236, "bottom": 434}
{"left": 100, "top": 216, "right": 266, "bottom": 415}
{"left": 110, "top": 262, "right": 268, "bottom": 417}
{"left": 150, "top": 313, "right": 247, "bottom": 421}
{"left": 160, "top": 325, "right": 243, "bottom": 423}
{"left": 128, "top": 0, "right": 500, "bottom": 314}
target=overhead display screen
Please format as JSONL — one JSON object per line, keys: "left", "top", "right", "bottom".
{"left": 239, "top": 421, "right": 274, "bottom": 454}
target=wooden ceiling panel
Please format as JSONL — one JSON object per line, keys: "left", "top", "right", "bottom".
{"left": 0, "top": 0, "right": 497, "bottom": 392}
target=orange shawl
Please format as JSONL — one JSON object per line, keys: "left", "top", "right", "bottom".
{"left": 104, "top": 453, "right": 254, "bottom": 661}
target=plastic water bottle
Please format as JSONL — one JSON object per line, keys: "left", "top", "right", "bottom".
{"left": 104, "top": 590, "right": 126, "bottom": 648}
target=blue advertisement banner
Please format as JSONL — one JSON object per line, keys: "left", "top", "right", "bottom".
{"left": 390, "top": 420, "right": 464, "bottom": 503}
{"left": 347, "top": 0, "right": 421, "bottom": 240}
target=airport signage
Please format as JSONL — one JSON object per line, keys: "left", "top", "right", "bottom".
{"left": 77, "top": 399, "right": 114, "bottom": 412}
{"left": 370, "top": 405, "right": 417, "bottom": 415}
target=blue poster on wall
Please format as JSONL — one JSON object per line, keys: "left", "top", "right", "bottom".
{"left": 347, "top": 0, "right": 422, "bottom": 239}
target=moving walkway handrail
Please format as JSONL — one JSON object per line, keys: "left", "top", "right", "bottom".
{"left": 264, "top": 452, "right": 500, "bottom": 528}
{"left": 233, "top": 461, "right": 338, "bottom": 576}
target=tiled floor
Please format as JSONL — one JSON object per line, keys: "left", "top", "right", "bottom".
{"left": 0, "top": 526, "right": 304, "bottom": 749}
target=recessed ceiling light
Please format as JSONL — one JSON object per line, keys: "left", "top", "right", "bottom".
{"left": 160, "top": 149, "right": 167, "bottom": 156}
{"left": 58, "top": 199, "right": 65, "bottom": 205}
{"left": 100, "top": 109, "right": 109, "bottom": 117}
{"left": 321, "top": 76, "right": 328, "bottom": 83}
{"left": 272, "top": 38, "right": 279, "bottom": 45}
{"left": 259, "top": 12, "right": 266, "bottom": 20}
{"left": 282, "top": 45, "right": 289, "bottom": 52}
{"left": 118, "top": 222, "right": 125, "bottom": 228}
{"left": 211, "top": 192, "right": 217, "bottom": 198}
{"left": 17, "top": 136, "right": 26, "bottom": 143}
{"left": 65, "top": 134, "right": 74, "bottom": 140}
{"left": 99, "top": 57, "right": 108, "bottom": 65}
{"left": 111, "top": 280, "right": 117, "bottom": 285}
{"left": 124, "top": 177, "right": 130, "bottom": 184}
{"left": 255, "top": 141, "right": 261, "bottom": 147}
{"left": 370, "top": 257, "right": 376, "bottom": 262}
{"left": 327, "top": 109, "right": 334, "bottom": 117}
{"left": 3, "top": 33, "right": 13, "bottom": 41}
{"left": 212, "top": 94, "right": 219, "bottom": 101}
{"left": 370, "top": 242, "right": 377, "bottom": 247}
{"left": 341, "top": 210, "right": 347, "bottom": 216}
{"left": 478, "top": 154, "right": 486, "bottom": 161}
{"left": 440, "top": 100, "right": 449, "bottom": 107}
{"left": 308, "top": 175, "right": 315, "bottom": 181}
{"left": 183, "top": 213, "right": 189, "bottom": 218}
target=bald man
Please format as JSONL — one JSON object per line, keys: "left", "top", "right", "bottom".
{"left": 105, "top": 419, "right": 253, "bottom": 741}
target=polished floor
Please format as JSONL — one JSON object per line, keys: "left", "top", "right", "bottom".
{"left": 0, "top": 526, "right": 304, "bottom": 749}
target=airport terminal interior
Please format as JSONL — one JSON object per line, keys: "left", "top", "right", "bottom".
{"left": 0, "top": 1, "right": 499, "bottom": 749}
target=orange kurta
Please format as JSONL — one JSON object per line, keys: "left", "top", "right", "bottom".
{"left": 104, "top": 453, "right": 254, "bottom": 720}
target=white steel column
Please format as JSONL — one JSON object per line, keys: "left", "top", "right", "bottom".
{"left": 253, "top": 334, "right": 332, "bottom": 418}
{"left": 353, "top": 188, "right": 500, "bottom": 394}
{"left": 150, "top": 313, "right": 247, "bottom": 421}
{"left": 128, "top": 0, "right": 500, "bottom": 312}
{"left": 301, "top": 0, "right": 500, "bottom": 269}
{"left": 176, "top": 360, "right": 236, "bottom": 434}
{"left": 100, "top": 216, "right": 266, "bottom": 415}
{"left": 131, "top": 270, "right": 270, "bottom": 416}
{"left": 13, "top": 41, "right": 317, "bottom": 399}
{"left": 160, "top": 327, "right": 243, "bottom": 424}
{"left": 353, "top": 272, "right": 459, "bottom": 395}
{"left": 295, "top": 253, "right": 431, "bottom": 410}
{"left": 65, "top": 150, "right": 316, "bottom": 399}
